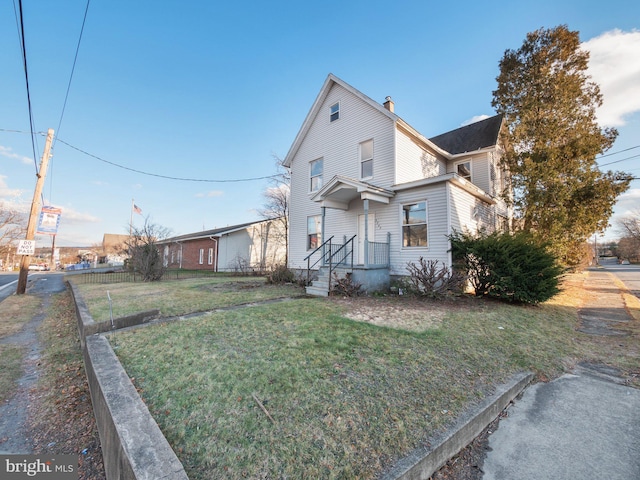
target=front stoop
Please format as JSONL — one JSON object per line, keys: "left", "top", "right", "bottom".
{"left": 306, "top": 266, "right": 352, "bottom": 297}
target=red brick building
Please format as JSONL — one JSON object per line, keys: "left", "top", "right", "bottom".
{"left": 157, "top": 219, "right": 286, "bottom": 272}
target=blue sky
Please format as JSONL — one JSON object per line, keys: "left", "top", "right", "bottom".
{"left": 1, "top": 0, "right": 639, "bottom": 247}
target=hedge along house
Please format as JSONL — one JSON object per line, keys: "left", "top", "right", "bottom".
{"left": 157, "top": 218, "right": 287, "bottom": 272}
{"left": 284, "top": 74, "right": 511, "bottom": 296}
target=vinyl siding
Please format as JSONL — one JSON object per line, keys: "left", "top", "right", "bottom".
{"left": 395, "top": 130, "right": 446, "bottom": 184}
{"left": 447, "top": 152, "right": 491, "bottom": 194}
{"left": 388, "top": 183, "right": 451, "bottom": 275}
{"left": 217, "top": 221, "right": 286, "bottom": 271}
{"left": 288, "top": 83, "right": 396, "bottom": 269}
{"left": 449, "top": 182, "right": 495, "bottom": 235}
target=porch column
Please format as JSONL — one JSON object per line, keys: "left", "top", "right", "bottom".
{"left": 364, "top": 199, "right": 369, "bottom": 268}
{"left": 321, "top": 206, "right": 326, "bottom": 266}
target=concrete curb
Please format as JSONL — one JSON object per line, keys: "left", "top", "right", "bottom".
{"left": 69, "top": 281, "right": 188, "bottom": 480}
{"left": 382, "top": 371, "right": 534, "bottom": 480}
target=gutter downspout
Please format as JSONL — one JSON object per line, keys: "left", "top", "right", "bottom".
{"left": 209, "top": 236, "right": 218, "bottom": 272}
{"left": 174, "top": 241, "right": 183, "bottom": 269}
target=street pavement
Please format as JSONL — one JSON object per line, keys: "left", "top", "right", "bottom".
{"left": 482, "top": 266, "right": 640, "bottom": 480}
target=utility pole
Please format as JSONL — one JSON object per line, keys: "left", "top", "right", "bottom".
{"left": 16, "top": 128, "right": 54, "bottom": 295}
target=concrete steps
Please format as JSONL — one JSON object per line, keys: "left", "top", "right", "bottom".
{"left": 305, "top": 266, "right": 351, "bottom": 297}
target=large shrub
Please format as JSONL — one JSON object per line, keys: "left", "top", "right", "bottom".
{"left": 450, "top": 231, "right": 563, "bottom": 304}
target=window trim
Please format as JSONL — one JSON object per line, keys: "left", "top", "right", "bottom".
{"left": 360, "top": 139, "right": 374, "bottom": 180}
{"left": 307, "top": 215, "right": 322, "bottom": 251}
{"left": 401, "top": 201, "right": 428, "bottom": 249}
{"left": 330, "top": 102, "right": 340, "bottom": 122}
{"left": 309, "top": 158, "right": 323, "bottom": 193}
{"left": 454, "top": 159, "right": 472, "bottom": 182}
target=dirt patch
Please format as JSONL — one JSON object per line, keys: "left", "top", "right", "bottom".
{"left": 329, "top": 294, "right": 480, "bottom": 332}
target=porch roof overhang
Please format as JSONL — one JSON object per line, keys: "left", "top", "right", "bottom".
{"left": 311, "top": 175, "right": 395, "bottom": 210}
{"left": 393, "top": 173, "right": 497, "bottom": 205}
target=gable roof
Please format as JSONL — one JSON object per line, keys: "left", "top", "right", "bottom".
{"left": 159, "top": 219, "right": 276, "bottom": 244}
{"left": 283, "top": 75, "right": 502, "bottom": 166}
{"left": 429, "top": 114, "right": 503, "bottom": 155}
{"left": 283, "top": 74, "right": 399, "bottom": 167}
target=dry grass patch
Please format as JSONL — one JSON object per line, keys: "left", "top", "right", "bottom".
{"left": 29, "top": 289, "right": 105, "bottom": 479}
{"left": 0, "top": 294, "right": 42, "bottom": 403}
{"left": 73, "top": 277, "right": 303, "bottom": 322}
{"left": 0, "top": 294, "right": 41, "bottom": 337}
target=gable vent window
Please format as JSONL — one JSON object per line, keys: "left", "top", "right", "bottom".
{"left": 360, "top": 139, "right": 373, "bottom": 179}
{"left": 330, "top": 102, "right": 340, "bottom": 122}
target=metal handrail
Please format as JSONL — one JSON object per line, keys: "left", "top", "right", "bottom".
{"left": 327, "top": 235, "right": 356, "bottom": 292}
{"left": 304, "top": 236, "right": 334, "bottom": 285}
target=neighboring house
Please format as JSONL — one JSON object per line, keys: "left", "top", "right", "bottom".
{"left": 157, "top": 219, "right": 287, "bottom": 272}
{"left": 284, "top": 74, "right": 511, "bottom": 295}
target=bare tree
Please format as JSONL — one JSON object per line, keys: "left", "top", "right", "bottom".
{"left": 616, "top": 209, "right": 640, "bottom": 261}
{"left": 617, "top": 208, "right": 640, "bottom": 240}
{"left": 122, "top": 217, "right": 172, "bottom": 281}
{"left": 258, "top": 155, "right": 290, "bottom": 265}
{"left": 0, "top": 203, "right": 26, "bottom": 270}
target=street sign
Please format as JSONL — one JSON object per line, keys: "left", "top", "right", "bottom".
{"left": 17, "top": 240, "right": 36, "bottom": 255}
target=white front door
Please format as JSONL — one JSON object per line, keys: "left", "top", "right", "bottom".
{"left": 357, "top": 214, "right": 375, "bottom": 264}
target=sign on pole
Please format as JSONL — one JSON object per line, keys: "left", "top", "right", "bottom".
{"left": 37, "top": 206, "right": 62, "bottom": 235}
{"left": 17, "top": 240, "right": 36, "bottom": 255}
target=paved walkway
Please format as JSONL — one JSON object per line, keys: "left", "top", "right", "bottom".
{"left": 482, "top": 268, "right": 640, "bottom": 480}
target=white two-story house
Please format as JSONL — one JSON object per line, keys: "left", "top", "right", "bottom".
{"left": 284, "top": 74, "right": 510, "bottom": 295}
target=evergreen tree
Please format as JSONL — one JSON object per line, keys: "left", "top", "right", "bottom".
{"left": 492, "top": 25, "right": 632, "bottom": 266}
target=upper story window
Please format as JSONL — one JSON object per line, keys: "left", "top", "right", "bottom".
{"left": 360, "top": 139, "right": 373, "bottom": 179}
{"left": 330, "top": 102, "right": 340, "bottom": 122}
{"left": 455, "top": 160, "right": 472, "bottom": 181}
{"left": 402, "top": 201, "right": 428, "bottom": 247}
{"left": 310, "top": 158, "right": 323, "bottom": 192}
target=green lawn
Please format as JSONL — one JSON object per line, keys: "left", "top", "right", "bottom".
{"left": 94, "top": 273, "right": 632, "bottom": 479}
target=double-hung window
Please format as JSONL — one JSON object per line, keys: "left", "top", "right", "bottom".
{"left": 307, "top": 215, "right": 322, "bottom": 250}
{"left": 330, "top": 102, "right": 340, "bottom": 122}
{"left": 208, "top": 248, "right": 214, "bottom": 265}
{"left": 310, "top": 158, "right": 323, "bottom": 192}
{"left": 360, "top": 139, "right": 373, "bottom": 179}
{"left": 198, "top": 248, "right": 204, "bottom": 264}
{"left": 455, "top": 160, "right": 472, "bottom": 181}
{"left": 402, "top": 202, "right": 428, "bottom": 247}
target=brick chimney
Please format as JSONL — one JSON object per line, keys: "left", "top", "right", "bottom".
{"left": 383, "top": 96, "right": 394, "bottom": 113}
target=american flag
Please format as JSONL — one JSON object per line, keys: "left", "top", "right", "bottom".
{"left": 133, "top": 204, "right": 142, "bottom": 215}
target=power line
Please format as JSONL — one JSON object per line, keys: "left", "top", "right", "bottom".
{"left": 16, "top": 0, "right": 39, "bottom": 174}
{"left": 51, "top": 0, "right": 92, "bottom": 205}
{"left": 596, "top": 145, "right": 640, "bottom": 160}
{"left": 54, "top": 0, "right": 91, "bottom": 141}
{"left": 598, "top": 153, "right": 640, "bottom": 167}
{"left": 54, "top": 137, "right": 279, "bottom": 183}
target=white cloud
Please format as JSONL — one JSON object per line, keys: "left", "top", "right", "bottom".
{"left": 0, "top": 145, "right": 33, "bottom": 165}
{"left": 582, "top": 29, "right": 640, "bottom": 127}
{"left": 0, "top": 175, "right": 24, "bottom": 199}
{"left": 461, "top": 115, "right": 490, "bottom": 127}
{"left": 195, "top": 190, "right": 224, "bottom": 198}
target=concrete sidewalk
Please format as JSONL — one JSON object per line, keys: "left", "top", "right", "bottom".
{"left": 482, "top": 373, "right": 640, "bottom": 479}
{"left": 482, "top": 268, "right": 640, "bottom": 479}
